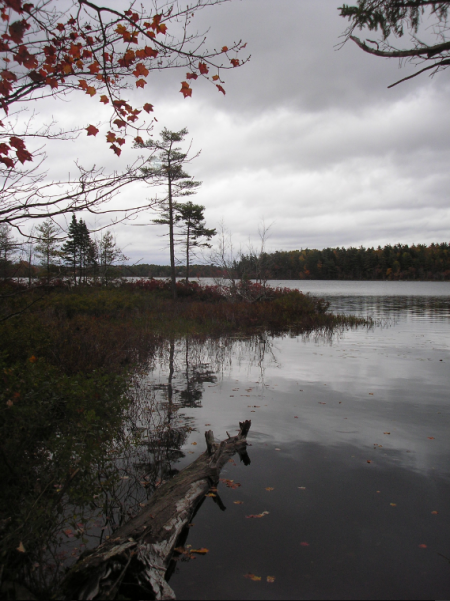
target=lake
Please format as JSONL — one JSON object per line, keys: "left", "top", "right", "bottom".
{"left": 150, "top": 280, "right": 450, "bottom": 600}
{"left": 21, "top": 280, "right": 449, "bottom": 599}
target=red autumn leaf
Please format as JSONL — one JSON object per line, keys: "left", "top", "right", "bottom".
{"left": 186, "top": 72, "right": 198, "bottom": 80}
{"left": 136, "top": 79, "right": 146, "bottom": 88}
{"left": 86, "top": 124, "right": 99, "bottom": 136}
{"left": 230, "top": 58, "right": 239, "bottom": 67}
{"left": 300, "top": 542, "right": 310, "bottom": 547}
{"left": 110, "top": 144, "right": 121, "bottom": 156}
{"left": 134, "top": 136, "right": 144, "bottom": 145}
{"left": 16, "top": 147, "right": 32, "bottom": 163}
{"left": 0, "top": 156, "right": 15, "bottom": 168}
{"left": 86, "top": 86, "right": 96, "bottom": 96}
{"left": 198, "top": 62, "right": 208, "bottom": 75}
{"left": 14, "top": 45, "right": 38, "bottom": 69}
{"left": 56, "top": 23, "right": 65, "bottom": 32}
{"left": 9, "top": 136, "right": 26, "bottom": 150}
{"left": 180, "top": 81, "right": 192, "bottom": 98}
{"left": 1, "top": 69, "right": 17, "bottom": 82}
{"left": 100, "top": 95, "right": 109, "bottom": 104}
{"left": 427, "top": 437, "right": 435, "bottom": 440}
{"left": 221, "top": 46, "right": 228, "bottom": 52}
{"left": 0, "top": 143, "right": 10, "bottom": 155}
{"left": 88, "top": 62, "right": 100, "bottom": 74}
{"left": 133, "top": 63, "right": 149, "bottom": 78}
{"left": 418, "top": 544, "right": 427, "bottom": 548}
{"left": 9, "top": 20, "right": 28, "bottom": 44}
{"left": 116, "top": 137, "right": 125, "bottom": 146}
{"left": 106, "top": 131, "right": 116, "bottom": 143}
{"left": 136, "top": 46, "right": 158, "bottom": 59}
{"left": 113, "top": 119, "right": 126, "bottom": 128}
{"left": 216, "top": 84, "right": 226, "bottom": 95}
{"left": 78, "top": 79, "right": 88, "bottom": 90}
{"left": 212, "top": 74, "right": 219, "bottom": 81}
{"left": 45, "top": 77, "right": 58, "bottom": 89}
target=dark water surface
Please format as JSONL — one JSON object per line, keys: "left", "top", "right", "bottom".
{"left": 154, "top": 281, "right": 450, "bottom": 600}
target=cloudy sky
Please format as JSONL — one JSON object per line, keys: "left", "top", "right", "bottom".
{"left": 28, "top": 0, "right": 450, "bottom": 264}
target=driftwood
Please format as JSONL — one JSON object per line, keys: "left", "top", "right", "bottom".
{"left": 55, "top": 420, "right": 251, "bottom": 600}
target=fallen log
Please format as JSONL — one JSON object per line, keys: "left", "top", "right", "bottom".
{"left": 54, "top": 420, "right": 251, "bottom": 601}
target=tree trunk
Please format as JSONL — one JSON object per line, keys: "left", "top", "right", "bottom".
{"left": 185, "top": 222, "right": 190, "bottom": 284}
{"left": 55, "top": 421, "right": 251, "bottom": 600}
{"left": 168, "top": 173, "right": 177, "bottom": 300}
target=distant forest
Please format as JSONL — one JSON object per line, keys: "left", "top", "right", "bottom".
{"left": 121, "top": 243, "right": 450, "bottom": 281}
{"left": 236, "top": 243, "right": 450, "bottom": 281}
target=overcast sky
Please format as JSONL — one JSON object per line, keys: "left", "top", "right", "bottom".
{"left": 29, "top": 0, "right": 450, "bottom": 264}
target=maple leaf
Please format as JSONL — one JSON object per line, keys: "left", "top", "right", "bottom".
{"left": 198, "top": 62, "right": 208, "bottom": 75}
{"left": 86, "top": 86, "right": 96, "bottom": 96}
{"left": 86, "top": 124, "right": 99, "bottom": 136}
{"left": 9, "top": 20, "right": 29, "bottom": 44}
{"left": 136, "top": 46, "right": 158, "bottom": 59}
{"left": 46, "top": 77, "right": 58, "bottom": 89}
{"left": 216, "top": 84, "right": 226, "bottom": 95}
{"left": 113, "top": 119, "right": 126, "bottom": 128}
{"left": 88, "top": 62, "right": 100, "bottom": 74}
{"left": 221, "top": 46, "right": 228, "bottom": 52}
{"left": 230, "top": 58, "right": 239, "bottom": 67}
{"left": 133, "top": 63, "right": 149, "bottom": 78}
{"left": 180, "top": 81, "right": 192, "bottom": 98}
{"left": 106, "top": 132, "right": 116, "bottom": 143}
{"left": 186, "top": 72, "right": 198, "bottom": 80}
{"left": 78, "top": 79, "right": 88, "bottom": 90}
{"left": 110, "top": 144, "right": 121, "bottom": 156}
{"left": 0, "top": 156, "right": 15, "bottom": 168}
{"left": 136, "top": 79, "right": 146, "bottom": 88}
{"left": 100, "top": 95, "right": 109, "bottom": 104}
{"left": 0, "top": 143, "right": 10, "bottom": 155}
{"left": 134, "top": 136, "right": 144, "bottom": 145}
{"left": 212, "top": 75, "right": 219, "bottom": 81}
{"left": 116, "top": 137, "right": 126, "bottom": 146}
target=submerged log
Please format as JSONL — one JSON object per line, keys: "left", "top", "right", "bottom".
{"left": 55, "top": 420, "right": 251, "bottom": 601}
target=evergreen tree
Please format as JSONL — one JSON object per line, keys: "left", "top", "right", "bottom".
{"left": 136, "top": 128, "right": 201, "bottom": 299}
{"left": 96, "top": 231, "right": 128, "bottom": 284}
{"left": 61, "top": 215, "right": 96, "bottom": 284}
{"left": 0, "top": 224, "right": 19, "bottom": 279}
{"left": 35, "top": 219, "right": 60, "bottom": 283}
{"left": 175, "top": 202, "right": 216, "bottom": 283}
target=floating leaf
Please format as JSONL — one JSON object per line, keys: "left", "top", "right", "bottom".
{"left": 367, "top": 460, "right": 372, "bottom": 463}
{"left": 246, "top": 511, "right": 269, "bottom": 519}
{"left": 205, "top": 493, "right": 216, "bottom": 497}
{"left": 418, "top": 544, "right": 427, "bottom": 548}
{"left": 191, "top": 548, "right": 209, "bottom": 554}
{"left": 234, "top": 501, "right": 244, "bottom": 505}
{"left": 384, "top": 432, "right": 390, "bottom": 435}
{"left": 244, "top": 573, "right": 261, "bottom": 581}
{"left": 16, "top": 542, "right": 26, "bottom": 553}
{"left": 265, "top": 487, "right": 274, "bottom": 491}
{"left": 431, "top": 511, "right": 438, "bottom": 515}
{"left": 191, "top": 442, "right": 197, "bottom": 445}
{"left": 427, "top": 437, "right": 435, "bottom": 440}
{"left": 267, "top": 576, "right": 275, "bottom": 583}
{"left": 300, "top": 542, "right": 310, "bottom": 547}
{"left": 390, "top": 503, "right": 397, "bottom": 507}
{"left": 298, "top": 486, "right": 306, "bottom": 490}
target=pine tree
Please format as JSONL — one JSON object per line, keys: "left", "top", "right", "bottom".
{"left": 175, "top": 202, "right": 216, "bottom": 283}
{"left": 35, "top": 219, "right": 60, "bottom": 283}
{"left": 61, "top": 215, "right": 95, "bottom": 284}
{"left": 96, "top": 231, "right": 128, "bottom": 284}
{"left": 136, "top": 128, "right": 201, "bottom": 299}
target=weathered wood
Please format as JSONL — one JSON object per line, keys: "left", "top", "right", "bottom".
{"left": 54, "top": 420, "right": 251, "bottom": 601}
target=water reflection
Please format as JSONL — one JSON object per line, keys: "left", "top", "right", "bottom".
{"left": 2, "top": 285, "right": 449, "bottom": 599}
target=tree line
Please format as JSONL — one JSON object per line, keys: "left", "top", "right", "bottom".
{"left": 235, "top": 243, "right": 450, "bottom": 281}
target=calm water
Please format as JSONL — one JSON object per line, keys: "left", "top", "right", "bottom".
{"left": 27, "top": 281, "right": 449, "bottom": 599}
{"left": 147, "top": 280, "right": 450, "bottom": 600}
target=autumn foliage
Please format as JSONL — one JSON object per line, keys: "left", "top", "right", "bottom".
{"left": 0, "top": 0, "right": 247, "bottom": 167}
